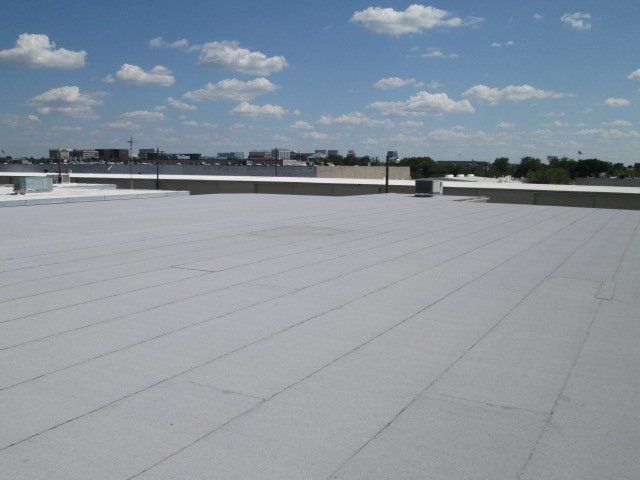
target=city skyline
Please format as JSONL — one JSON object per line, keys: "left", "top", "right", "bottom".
{"left": 1, "top": 1, "right": 639, "bottom": 163}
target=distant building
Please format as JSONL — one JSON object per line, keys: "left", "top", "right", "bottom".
{"left": 386, "top": 151, "right": 399, "bottom": 163}
{"left": 97, "top": 149, "right": 129, "bottom": 162}
{"left": 139, "top": 148, "right": 162, "bottom": 160}
{"left": 271, "top": 148, "right": 291, "bottom": 161}
{"left": 71, "top": 149, "right": 98, "bottom": 160}
{"left": 217, "top": 152, "right": 245, "bottom": 160}
{"left": 327, "top": 150, "right": 339, "bottom": 157}
{"left": 315, "top": 149, "right": 328, "bottom": 156}
{"left": 49, "top": 149, "right": 70, "bottom": 161}
{"left": 248, "top": 150, "right": 272, "bottom": 160}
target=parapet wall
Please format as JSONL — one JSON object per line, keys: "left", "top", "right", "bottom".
{"left": 0, "top": 163, "right": 410, "bottom": 180}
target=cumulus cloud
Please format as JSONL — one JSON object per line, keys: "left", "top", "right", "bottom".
{"left": 182, "top": 120, "right": 217, "bottom": 128}
{"left": 627, "top": 68, "right": 640, "bottom": 80}
{"left": 198, "top": 41, "right": 287, "bottom": 75}
{"left": 104, "top": 120, "right": 140, "bottom": 130}
{"left": 148, "top": 37, "right": 190, "bottom": 49}
{"left": 166, "top": 97, "right": 197, "bottom": 111}
{"left": 401, "top": 120, "right": 424, "bottom": 128}
{"left": 230, "top": 102, "right": 287, "bottom": 117}
{"left": 317, "top": 112, "right": 393, "bottom": 127}
{"left": 183, "top": 78, "right": 278, "bottom": 102}
{"left": 120, "top": 110, "right": 164, "bottom": 121}
{"left": 604, "top": 98, "right": 630, "bottom": 107}
{"left": 0, "top": 33, "right": 86, "bottom": 69}
{"left": 290, "top": 120, "right": 313, "bottom": 130}
{"left": 304, "top": 131, "right": 328, "bottom": 140}
{"left": 108, "top": 64, "right": 175, "bottom": 86}
{"left": 369, "top": 91, "right": 475, "bottom": 116}
{"left": 0, "top": 113, "right": 40, "bottom": 128}
{"left": 534, "top": 13, "right": 543, "bottom": 20}
{"left": 373, "top": 77, "right": 424, "bottom": 89}
{"left": 602, "top": 120, "right": 632, "bottom": 127}
{"left": 351, "top": 5, "right": 483, "bottom": 36}
{"left": 462, "top": 84, "right": 566, "bottom": 104}
{"left": 421, "top": 48, "right": 457, "bottom": 58}
{"left": 29, "top": 86, "right": 102, "bottom": 119}
{"left": 578, "top": 128, "right": 640, "bottom": 140}
{"left": 497, "top": 121, "right": 515, "bottom": 129}
{"left": 561, "top": 12, "right": 592, "bottom": 30}
{"left": 491, "top": 42, "right": 501, "bottom": 48}
{"left": 425, "top": 126, "right": 506, "bottom": 145}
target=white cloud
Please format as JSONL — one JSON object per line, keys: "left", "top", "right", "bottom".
{"left": 104, "top": 120, "right": 140, "bottom": 130}
{"left": 421, "top": 48, "right": 457, "bottom": 58}
{"left": 389, "top": 133, "right": 421, "bottom": 143}
{"left": 182, "top": 120, "right": 217, "bottom": 128}
{"left": 29, "top": 86, "right": 102, "bottom": 119}
{"left": 198, "top": 41, "right": 287, "bottom": 75}
{"left": 350, "top": 5, "right": 483, "bottom": 36}
{"left": 602, "top": 120, "right": 632, "bottom": 127}
{"left": 491, "top": 42, "right": 501, "bottom": 48}
{"left": 401, "top": 120, "right": 424, "bottom": 128}
{"left": 425, "top": 126, "right": 506, "bottom": 146}
{"left": 578, "top": 128, "right": 640, "bottom": 140}
{"left": 229, "top": 123, "right": 245, "bottom": 131}
{"left": 50, "top": 125, "right": 81, "bottom": 133}
{"left": 230, "top": 102, "right": 287, "bottom": 117}
{"left": 604, "top": 98, "right": 630, "bottom": 107}
{"left": 462, "top": 84, "right": 566, "bottom": 104}
{"left": 0, "top": 33, "right": 86, "bottom": 69}
{"left": 497, "top": 121, "right": 515, "bottom": 129}
{"left": 304, "top": 131, "right": 328, "bottom": 140}
{"left": 425, "top": 126, "right": 468, "bottom": 141}
{"left": 111, "top": 64, "right": 175, "bottom": 86}
{"left": 369, "top": 91, "right": 475, "bottom": 116}
{"left": 561, "top": 12, "right": 592, "bottom": 30}
{"left": 0, "top": 113, "right": 40, "bottom": 128}
{"left": 273, "top": 135, "right": 289, "bottom": 142}
{"left": 183, "top": 78, "right": 278, "bottom": 102}
{"left": 534, "top": 13, "right": 543, "bottom": 20}
{"left": 373, "top": 77, "right": 424, "bottom": 90}
{"left": 290, "top": 120, "right": 313, "bottom": 130}
{"left": 317, "top": 112, "right": 393, "bottom": 127}
{"left": 148, "top": 37, "right": 190, "bottom": 49}
{"left": 506, "top": 40, "right": 515, "bottom": 46}
{"left": 166, "top": 97, "right": 197, "bottom": 111}
{"left": 627, "top": 68, "right": 640, "bottom": 80}
{"left": 121, "top": 110, "right": 164, "bottom": 121}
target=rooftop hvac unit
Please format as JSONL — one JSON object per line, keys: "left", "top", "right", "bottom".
{"left": 415, "top": 179, "right": 442, "bottom": 197}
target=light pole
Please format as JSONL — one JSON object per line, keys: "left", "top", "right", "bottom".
{"left": 156, "top": 147, "right": 160, "bottom": 190}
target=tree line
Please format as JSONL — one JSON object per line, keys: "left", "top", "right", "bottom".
{"left": 397, "top": 156, "right": 636, "bottom": 184}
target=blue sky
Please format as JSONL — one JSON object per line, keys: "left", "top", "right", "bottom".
{"left": 1, "top": 1, "right": 639, "bottom": 163}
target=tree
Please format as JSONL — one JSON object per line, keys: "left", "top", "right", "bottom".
{"left": 526, "top": 167, "right": 572, "bottom": 185}
{"left": 514, "top": 156, "right": 542, "bottom": 178}
{"left": 575, "top": 158, "right": 611, "bottom": 178}
{"left": 398, "top": 157, "right": 442, "bottom": 179}
{"left": 493, "top": 157, "right": 511, "bottom": 176}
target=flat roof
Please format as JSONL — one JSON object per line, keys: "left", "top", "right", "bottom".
{"left": 5, "top": 171, "right": 640, "bottom": 195}
{"left": 0, "top": 184, "right": 188, "bottom": 207}
{"left": 1, "top": 194, "right": 639, "bottom": 479}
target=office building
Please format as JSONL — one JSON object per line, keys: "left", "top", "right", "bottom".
{"left": 71, "top": 149, "right": 98, "bottom": 160}
{"left": 386, "top": 151, "right": 399, "bottom": 163}
{"left": 97, "top": 149, "right": 130, "bottom": 162}
{"left": 49, "top": 149, "right": 70, "bottom": 161}
{"left": 271, "top": 148, "right": 291, "bottom": 161}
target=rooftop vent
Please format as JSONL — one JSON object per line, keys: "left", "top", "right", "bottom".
{"left": 415, "top": 179, "right": 442, "bottom": 197}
